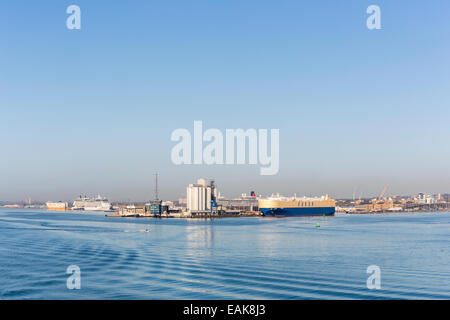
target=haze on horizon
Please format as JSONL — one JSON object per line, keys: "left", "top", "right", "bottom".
{"left": 1, "top": 1, "right": 449, "bottom": 202}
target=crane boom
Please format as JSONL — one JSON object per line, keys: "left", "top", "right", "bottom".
{"left": 378, "top": 184, "right": 389, "bottom": 200}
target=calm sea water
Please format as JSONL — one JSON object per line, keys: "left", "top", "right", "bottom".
{"left": 0, "top": 208, "right": 449, "bottom": 299}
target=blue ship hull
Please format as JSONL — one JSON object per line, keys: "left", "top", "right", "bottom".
{"left": 260, "top": 207, "right": 335, "bottom": 217}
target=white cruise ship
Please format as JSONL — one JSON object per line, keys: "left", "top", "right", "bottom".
{"left": 72, "top": 195, "right": 113, "bottom": 212}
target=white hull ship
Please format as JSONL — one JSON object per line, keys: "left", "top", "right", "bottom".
{"left": 72, "top": 195, "right": 113, "bottom": 212}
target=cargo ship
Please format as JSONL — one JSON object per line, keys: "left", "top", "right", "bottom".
{"left": 72, "top": 195, "right": 113, "bottom": 212}
{"left": 259, "top": 194, "right": 335, "bottom": 216}
{"left": 46, "top": 201, "right": 68, "bottom": 210}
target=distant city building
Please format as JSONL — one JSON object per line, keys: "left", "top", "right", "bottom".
{"left": 415, "top": 193, "right": 436, "bottom": 204}
{"left": 162, "top": 201, "right": 174, "bottom": 207}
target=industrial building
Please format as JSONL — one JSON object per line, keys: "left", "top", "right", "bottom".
{"left": 186, "top": 178, "right": 218, "bottom": 214}
{"left": 118, "top": 205, "right": 147, "bottom": 216}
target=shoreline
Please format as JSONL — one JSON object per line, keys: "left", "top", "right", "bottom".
{"left": 1, "top": 207, "right": 449, "bottom": 218}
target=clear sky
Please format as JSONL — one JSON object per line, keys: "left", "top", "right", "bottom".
{"left": 1, "top": 0, "right": 449, "bottom": 202}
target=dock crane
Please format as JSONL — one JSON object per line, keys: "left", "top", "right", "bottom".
{"left": 362, "top": 184, "right": 392, "bottom": 212}
{"left": 209, "top": 180, "right": 218, "bottom": 218}
{"left": 378, "top": 184, "right": 389, "bottom": 201}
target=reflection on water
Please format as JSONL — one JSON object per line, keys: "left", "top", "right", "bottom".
{"left": 0, "top": 209, "right": 449, "bottom": 299}
{"left": 186, "top": 223, "right": 215, "bottom": 250}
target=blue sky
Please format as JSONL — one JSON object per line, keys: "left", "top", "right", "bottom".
{"left": 1, "top": 0, "right": 449, "bottom": 202}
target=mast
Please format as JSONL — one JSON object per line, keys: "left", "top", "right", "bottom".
{"left": 154, "top": 172, "right": 159, "bottom": 200}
